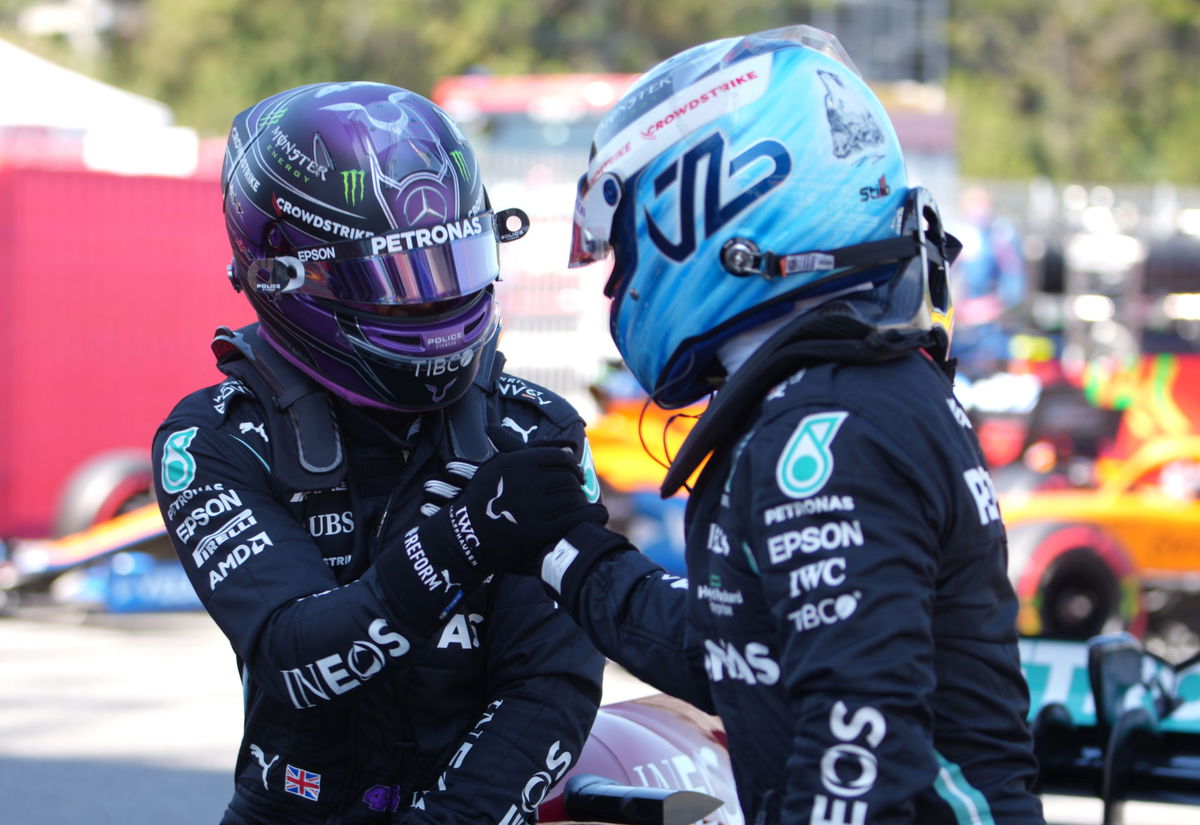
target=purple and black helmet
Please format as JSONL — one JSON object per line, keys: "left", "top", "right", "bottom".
{"left": 221, "top": 82, "right": 528, "bottom": 411}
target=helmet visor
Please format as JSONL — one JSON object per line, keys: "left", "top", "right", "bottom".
{"left": 568, "top": 172, "right": 620, "bottom": 271}
{"left": 247, "top": 209, "right": 528, "bottom": 306}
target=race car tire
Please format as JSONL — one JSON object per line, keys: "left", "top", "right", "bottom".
{"left": 54, "top": 449, "right": 153, "bottom": 537}
{"left": 1039, "top": 546, "right": 1124, "bottom": 640}
{"left": 1011, "top": 522, "right": 1145, "bottom": 640}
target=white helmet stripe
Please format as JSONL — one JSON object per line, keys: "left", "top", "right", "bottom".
{"left": 585, "top": 53, "right": 775, "bottom": 189}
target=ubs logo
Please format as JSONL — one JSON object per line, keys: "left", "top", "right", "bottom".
{"left": 308, "top": 511, "right": 355, "bottom": 537}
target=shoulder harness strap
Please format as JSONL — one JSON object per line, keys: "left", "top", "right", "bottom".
{"left": 440, "top": 344, "right": 505, "bottom": 463}
{"left": 211, "top": 323, "right": 346, "bottom": 492}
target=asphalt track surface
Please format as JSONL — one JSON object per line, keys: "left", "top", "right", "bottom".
{"left": 0, "top": 610, "right": 1195, "bottom": 825}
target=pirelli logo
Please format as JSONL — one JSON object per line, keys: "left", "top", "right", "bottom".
{"left": 193, "top": 509, "right": 258, "bottom": 567}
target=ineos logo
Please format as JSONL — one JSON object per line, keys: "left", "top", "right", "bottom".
{"left": 812, "top": 701, "right": 886, "bottom": 824}
{"left": 645, "top": 132, "right": 790, "bottom": 262}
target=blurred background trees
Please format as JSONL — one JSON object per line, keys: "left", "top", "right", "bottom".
{"left": 1, "top": 0, "right": 1197, "bottom": 183}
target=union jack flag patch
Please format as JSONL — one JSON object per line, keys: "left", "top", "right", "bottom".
{"left": 284, "top": 764, "right": 321, "bottom": 801}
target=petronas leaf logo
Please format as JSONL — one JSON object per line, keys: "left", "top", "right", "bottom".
{"left": 580, "top": 439, "right": 601, "bottom": 503}
{"left": 775, "top": 412, "right": 848, "bottom": 499}
{"left": 161, "top": 427, "right": 199, "bottom": 494}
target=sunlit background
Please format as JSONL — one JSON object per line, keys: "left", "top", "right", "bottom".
{"left": 1, "top": 4, "right": 1200, "bottom": 823}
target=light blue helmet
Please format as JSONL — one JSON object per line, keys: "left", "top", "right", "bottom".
{"left": 569, "top": 26, "right": 955, "bottom": 407}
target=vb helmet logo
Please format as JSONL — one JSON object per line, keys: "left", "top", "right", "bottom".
{"left": 776, "top": 412, "right": 848, "bottom": 499}
{"left": 645, "top": 131, "right": 791, "bottom": 262}
{"left": 161, "top": 427, "right": 199, "bottom": 494}
{"left": 341, "top": 169, "right": 366, "bottom": 205}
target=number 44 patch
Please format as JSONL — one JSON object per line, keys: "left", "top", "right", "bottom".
{"left": 775, "top": 412, "right": 848, "bottom": 499}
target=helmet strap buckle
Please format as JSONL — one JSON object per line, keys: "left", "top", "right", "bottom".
{"left": 721, "top": 237, "right": 764, "bottom": 277}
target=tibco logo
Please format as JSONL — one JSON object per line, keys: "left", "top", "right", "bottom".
{"left": 413, "top": 350, "right": 474, "bottom": 378}
{"left": 787, "top": 592, "right": 861, "bottom": 634}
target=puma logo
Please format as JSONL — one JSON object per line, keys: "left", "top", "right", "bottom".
{"left": 239, "top": 421, "right": 269, "bottom": 442}
{"left": 501, "top": 417, "right": 538, "bottom": 443}
{"left": 250, "top": 744, "right": 279, "bottom": 789}
{"left": 486, "top": 479, "right": 517, "bottom": 524}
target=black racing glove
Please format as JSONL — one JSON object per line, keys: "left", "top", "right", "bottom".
{"left": 376, "top": 428, "right": 607, "bottom": 630}
{"left": 537, "top": 520, "right": 646, "bottom": 610}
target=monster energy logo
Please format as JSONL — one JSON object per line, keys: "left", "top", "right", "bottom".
{"left": 450, "top": 150, "right": 470, "bottom": 181}
{"left": 342, "top": 169, "right": 366, "bottom": 205}
{"left": 260, "top": 107, "right": 287, "bottom": 127}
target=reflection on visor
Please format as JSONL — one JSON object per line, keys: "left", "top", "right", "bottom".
{"left": 568, "top": 172, "right": 622, "bottom": 273}
{"left": 250, "top": 208, "right": 528, "bottom": 305}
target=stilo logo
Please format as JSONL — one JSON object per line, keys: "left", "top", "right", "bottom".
{"left": 342, "top": 169, "right": 366, "bottom": 205}
{"left": 645, "top": 131, "right": 790, "bottom": 263}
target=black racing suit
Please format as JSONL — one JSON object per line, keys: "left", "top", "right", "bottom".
{"left": 545, "top": 348, "right": 1044, "bottom": 824}
{"left": 152, "top": 340, "right": 604, "bottom": 825}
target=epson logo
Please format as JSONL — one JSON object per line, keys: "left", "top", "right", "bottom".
{"left": 767, "top": 520, "right": 864, "bottom": 565}
{"left": 297, "top": 246, "right": 336, "bottom": 262}
{"left": 176, "top": 490, "right": 244, "bottom": 542}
